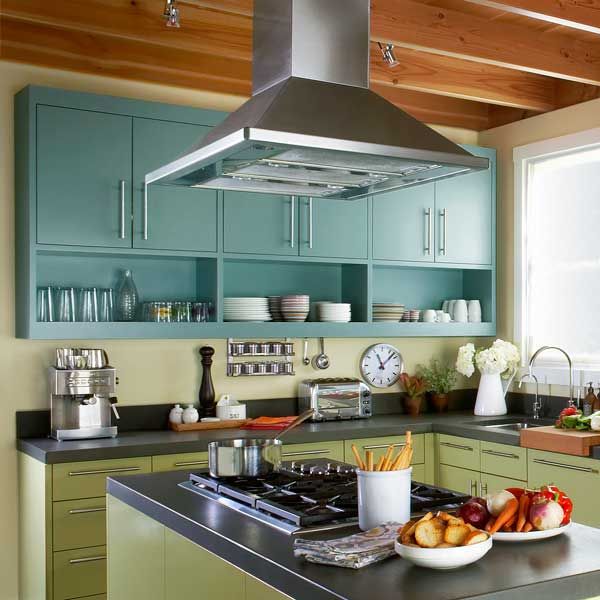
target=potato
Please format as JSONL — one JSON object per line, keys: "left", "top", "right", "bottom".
{"left": 415, "top": 518, "right": 445, "bottom": 548}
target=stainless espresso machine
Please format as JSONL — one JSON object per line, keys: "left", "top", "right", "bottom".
{"left": 50, "top": 349, "right": 120, "bottom": 441}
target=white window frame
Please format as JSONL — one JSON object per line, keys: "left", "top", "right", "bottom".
{"left": 514, "top": 127, "right": 600, "bottom": 388}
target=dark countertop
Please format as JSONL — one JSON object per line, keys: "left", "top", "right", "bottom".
{"left": 108, "top": 470, "right": 600, "bottom": 600}
{"left": 18, "top": 412, "right": 547, "bottom": 464}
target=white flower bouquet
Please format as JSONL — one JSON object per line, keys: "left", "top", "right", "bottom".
{"left": 456, "top": 339, "right": 520, "bottom": 378}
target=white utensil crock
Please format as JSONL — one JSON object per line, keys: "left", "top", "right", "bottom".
{"left": 357, "top": 467, "right": 412, "bottom": 531}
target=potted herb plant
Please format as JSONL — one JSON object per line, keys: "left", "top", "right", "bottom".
{"left": 418, "top": 360, "right": 458, "bottom": 413}
{"left": 399, "top": 373, "right": 427, "bottom": 416}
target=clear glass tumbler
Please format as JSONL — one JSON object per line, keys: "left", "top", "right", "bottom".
{"left": 37, "top": 286, "right": 55, "bottom": 322}
{"left": 98, "top": 288, "right": 114, "bottom": 322}
{"left": 56, "top": 287, "right": 76, "bottom": 322}
{"left": 78, "top": 288, "right": 99, "bottom": 322}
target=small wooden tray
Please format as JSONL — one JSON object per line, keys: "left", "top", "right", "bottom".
{"left": 521, "top": 426, "right": 600, "bottom": 456}
{"left": 169, "top": 419, "right": 251, "bottom": 432}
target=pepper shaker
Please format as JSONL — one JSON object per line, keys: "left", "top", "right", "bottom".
{"left": 198, "top": 346, "right": 216, "bottom": 417}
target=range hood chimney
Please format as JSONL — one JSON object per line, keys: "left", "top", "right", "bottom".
{"left": 146, "top": 0, "right": 488, "bottom": 200}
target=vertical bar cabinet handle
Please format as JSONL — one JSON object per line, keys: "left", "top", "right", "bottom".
{"left": 290, "top": 195, "right": 296, "bottom": 248}
{"left": 440, "top": 208, "right": 447, "bottom": 256}
{"left": 119, "top": 180, "right": 126, "bottom": 239}
{"left": 424, "top": 207, "right": 432, "bottom": 255}
{"left": 143, "top": 182, "right": 149, "bottom": 240}
{"left": 308, "top": 197, "right": 313, "bottom": 249}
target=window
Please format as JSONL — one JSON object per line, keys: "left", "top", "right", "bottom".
{"left": 515, "top": 128, "right": 600, "bottom": 375}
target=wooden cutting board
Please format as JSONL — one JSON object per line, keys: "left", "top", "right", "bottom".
{"left": 520, "top": 426, "right": 600, "bottom": 456}
{"left": 169, "top": 419, "right": 250, "bottom": 432}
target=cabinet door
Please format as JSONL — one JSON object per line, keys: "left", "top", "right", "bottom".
{"left": 224, "top": 192, "right": 298, "bottom": 255}
{"left": 480, "top": 473, "right": 526, "bottom": 497}
{"left": 528, "top": 450, "right": 600, "bottom": 527}
{"left": 133, "top": 118, "right": 217, "bottom": 252}
{"left": 372, "top": 184, "right": 435, "bottom": 262}
{"left": 480, "top": 441, "right": 527, "bottom": 481}
{"left": 435, "top": 146, "right": 495, "bottom": 265}
{"left": 299, "top": 197, "right": 368, "bottom": 258}
{"left": 37, "top": 105, "right": 132, "bottom": 247}
{"left": 438, "top": 435, "right": 481, "bottom": 471}
{"left": 438, "top": 464, "right": 479, "bottom": 496}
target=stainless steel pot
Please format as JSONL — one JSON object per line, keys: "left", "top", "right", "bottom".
{"left": 207, "top": 409, "right": 315, "bottom": 478}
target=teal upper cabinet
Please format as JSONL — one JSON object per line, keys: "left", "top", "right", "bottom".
{"left": 435, "top": 146, "right": 495, "bottom": 265}
{"left": 133, "top": 118, "right": 217, "bottom": 252}
{"left": 373, "top": 185, "right": 435, "bottom": 262}
{"left": 37, "top": 106, "right": 133, "bottom": 248}
{"left": 299, "top": 197, "right": 368, "bottom": 259}
{"left": 223, "top": 192, "right": 297, "bottom": 256}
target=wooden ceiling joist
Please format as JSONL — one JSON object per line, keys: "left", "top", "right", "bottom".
{"left": 465, "top": 0, "right": 600, "bottom": 36}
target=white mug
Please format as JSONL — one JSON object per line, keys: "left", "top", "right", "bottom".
{"left": 448, "top": 300, "right": 457, "bottom": 320}
{"left": 468, "top": 300, "right": 482, "bottom": 323}
{"left": 423, "top": 309, "right": 437, "bottom": 323}
{"left": 441, "top": 300, "right": 450, "bottom": 314}
{"left": 453, "top": 299, "right": 468, "bottom": 323}
{"left": 435, "top": 310, "right": 444, "bottom": 321}
{"left": 440, "top": 312, "right": 451, "bottom": 323}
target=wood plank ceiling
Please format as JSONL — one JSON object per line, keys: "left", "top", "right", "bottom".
{"left": 2, "top": 0, "right": 600, "bottom": 130}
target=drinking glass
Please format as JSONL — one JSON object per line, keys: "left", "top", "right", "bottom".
{"left": 56, "top": 287, "right": 76, "bottom": 322}
{"left": 37, "top": 286, "right": 55, "bottom": 322}
{"left": 192, "top": 302, "right": 208, "bottom": 322}
{"left": 78, "top": 288, "right": 99, "bottom": 322}
{"left": 98, "top": 288, "right": 115, "bottom": 322}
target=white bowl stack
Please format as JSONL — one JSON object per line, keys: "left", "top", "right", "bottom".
{"left": 268, "top": 296, "right": 283, "bottom": 321}
{"left": 224, "top": 297, "right": 271, "bottom": 322}
{"left": 372, "top": 303, "right": 405, "bottom": 322}
{"left": 317, "top": 302, "right": 352, "bottom": 322}
{"left": 281, "top": 295, "right": 310, "bottom": 322}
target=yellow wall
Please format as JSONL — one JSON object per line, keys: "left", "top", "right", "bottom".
{"left": 0, "top": 60, "right": 481, "bottom": 599}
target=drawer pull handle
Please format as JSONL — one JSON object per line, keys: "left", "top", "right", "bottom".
{"left": 362, "top": 443, "right": 405, "bottom": 450}
{"left": 68, "top": 507, "right": 106, "bottom": 515}
{"left": 281, "top": 450, "right": 330, "bottom": 457}
{"left": 482, "top": 449, "right": 520, "bottom": 460}
{"left": 532, "top": 458, "right": 598, "bottom": 474}
{"left": 440, "top": 442, "right": 473, "bottom": 451}
{"left": 69, "top": 555, "right": 106, "bottom": 565}
{"left": 173, "top": 460, "right": 209, "bottom": 467}
{"left": 68, "top": 466, "right": 142, "bottom": 476}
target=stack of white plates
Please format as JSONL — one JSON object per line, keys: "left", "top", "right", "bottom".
{"left": 318, "top": 302, "right": 352, "bottom": 322}
{"left": 224, "top": 297, "right": 271, "bottom": 322}
{"left": 373, "top": 303, "right": 405, "bottom": 322}
{"left": 281, "top": 295, "right": 310, "bottom": 322}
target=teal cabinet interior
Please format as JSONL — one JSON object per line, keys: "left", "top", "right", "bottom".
{"left": 15, "top": 85, "right": 497, "bottom": 340}
{"left": 132, "top": 118, "right": 218, "bottom": 252}
{"left": 435, "top": 146, "right": 495, "bottom": 266}
{"left": 37, "top": 105, "right": 133, "bottom": 248}
{"left": 372, "top": 185, "right": 435, "bottom": 262}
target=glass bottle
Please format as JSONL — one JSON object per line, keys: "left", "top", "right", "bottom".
{"left": 116, "top": 269, "right": 139, "bottom": 321}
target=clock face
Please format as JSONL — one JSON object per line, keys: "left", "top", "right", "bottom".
{"left": 360, "top": 344, "right": 404, "bottom": 388}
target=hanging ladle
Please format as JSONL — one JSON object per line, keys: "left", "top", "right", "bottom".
{"left": 312, "top": 337, "right": 330, "bottom": 370}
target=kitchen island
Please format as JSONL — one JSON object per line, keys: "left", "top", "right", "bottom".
{"left": 107, "top": 470, "right": 600, "bottom": 600}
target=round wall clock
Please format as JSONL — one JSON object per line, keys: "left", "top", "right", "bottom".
{"left": 359, "top": 343, "right": 404, "bottom": 388}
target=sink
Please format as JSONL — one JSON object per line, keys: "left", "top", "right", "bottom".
{"left": 472, "top": 417, "right": 554, "bottom": 431}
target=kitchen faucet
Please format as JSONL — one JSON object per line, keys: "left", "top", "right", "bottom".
{"left": 518, "top": 372, "right": 541, "bottom": 419}
{"left": 527, "top": 346, "right": 574, "bottom": 408}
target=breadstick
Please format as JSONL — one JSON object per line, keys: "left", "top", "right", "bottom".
{"left": 351, "top": 444, "right": 366, "bottom": 470}
{"left": 366, "top": 450, "right": 374, "bottom": 471}
{"left": 375, "top": 455, "right": 386, "bottom": 471}
{"left": 391, "top": 446, "right": 407, "bottom": 470}
{"left": 381, "top": 444, "right": 395, "bottom": 471}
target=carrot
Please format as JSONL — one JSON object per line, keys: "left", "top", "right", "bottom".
{"left": 490, "top": 498, "right": 519, "bottom": 534}
{"left": 523, "top": 521, "right": 533, "bottom": 533}
{"left": 485, "top": 517, "right": 496, "bottom": 532}
{"left": 503, "top": 513, "right": 517, "bottom": 532}
{"left": 516, "top": 494, "right": 530, "bottom": 532}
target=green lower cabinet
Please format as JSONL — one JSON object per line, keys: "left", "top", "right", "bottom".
{"left": 246, "top": 575, "right": 291, "bottom": 600}
{"left": 528, "top": 449, "right": 600, "bottom": 527}
{"left": 438, "top": 434, "right": 481, "bottom": 471}
{"left": 107, "top": 495, "right": 164, "bottom": 600}
{"left": 53, "top": 497, "right": 107, "bottom": 552}
{"left": 344, "top": 434, "right": 425, "bottom": 467}
{"left": 480, "top": 441, "right": 527, "bottom": 481}
{"left": 165, "top": 528, "right": 245, "bottom": 600}
{"left": 281, "top": 440, "right": 344, "bottom": 462}
{"left": 438, "top": 464, "right": 480, "bottom": 496}
{"left": 152, "top": 452, "right": 209, "bottom": 472}
{"left": 480, "top": 473, "right": 526, "bottom": 496}
{"left": 54, "top": 545, "right": 107, "bottom": 600}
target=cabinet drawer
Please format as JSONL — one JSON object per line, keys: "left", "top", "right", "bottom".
{"left": 281, "top": 441, "right": 344, "bottom": 462}
{"left": 53, "top": 497, "right": 106, "bottom": 552}
{"left": 438, "top": 464, "right": 479, "bottom": 496}
{"left": 152, "top": 452, "right": 209, "bottom": 472}
{"left": 480, "top": 441, "right": 526, "bottom": 481}
{"left": 54, "top": 545, "right": 106, "bottom": 600}
{"left": 480, "top": 473, "right": 527, "bottom": 496}
{"left": 53, "top": 457, "right": 152, "bottom": 501}
{"left": 344, "top": 434, "right": 425, "bottom": 467}
{"left": 438, "top": 435, "right": 480, "bottom": 471}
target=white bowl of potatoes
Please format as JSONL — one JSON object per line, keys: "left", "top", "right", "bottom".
{"left": 395, "top": 511, "right": 492, "bottom": 570}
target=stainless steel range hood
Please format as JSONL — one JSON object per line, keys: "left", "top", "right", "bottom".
{"left": 145, "top": 0, "right": 488, "bottom": 200}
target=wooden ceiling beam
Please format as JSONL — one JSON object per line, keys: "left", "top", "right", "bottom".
{"left": 465, "top": 0, "right": 600, "bottom": 36}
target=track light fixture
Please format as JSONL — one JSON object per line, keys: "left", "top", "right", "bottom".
{"left": 164, "top": 0, "right": 180, "bottom": 27}
{"left": 378, "top": 42, "right": 399, "bottom": 67}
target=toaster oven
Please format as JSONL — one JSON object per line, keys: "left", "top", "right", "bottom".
{"left": 297, "top": 378, "right": 372, "bottom": 421}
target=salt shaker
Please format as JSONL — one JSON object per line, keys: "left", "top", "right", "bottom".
{"left": 168, "top": 404, "right": 184, "bottom": 425}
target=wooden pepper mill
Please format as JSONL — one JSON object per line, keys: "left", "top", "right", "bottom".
{"left": 198, "top": 346, "right": 216, "bottom": 417}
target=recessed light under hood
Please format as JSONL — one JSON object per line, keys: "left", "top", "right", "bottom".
{"left": 145, "top": 0, "right": 489, "bottom": 200}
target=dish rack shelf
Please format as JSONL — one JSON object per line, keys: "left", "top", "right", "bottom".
{"left": 226, "top": 338, "right": 295, "bottom": 377}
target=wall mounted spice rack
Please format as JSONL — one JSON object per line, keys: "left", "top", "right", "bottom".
{"left": 226, "top": 338, "right": 295, "bottom": 377}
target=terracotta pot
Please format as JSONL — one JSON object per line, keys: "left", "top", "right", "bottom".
{"left": 403, "top": 395, "right": 423, "bottom": 416}
{"left": 431, "top": 393, "right": 449, "bottom": 413}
